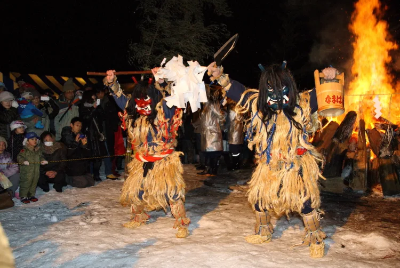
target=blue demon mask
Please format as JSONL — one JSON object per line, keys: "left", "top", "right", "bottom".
{"left": 267, "top": 82, "right": 290, "bottom": 110}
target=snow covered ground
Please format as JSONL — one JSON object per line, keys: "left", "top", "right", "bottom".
{"left": 1, "top": 164, "right": 400, "bottom": 268}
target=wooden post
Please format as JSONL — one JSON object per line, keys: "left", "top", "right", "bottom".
{"left": 350, "top": 119, "right": 367, "bottom": 190}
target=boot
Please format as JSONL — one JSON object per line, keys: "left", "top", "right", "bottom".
{"left": 170, "top": 199, "right": 190, "bottom": 238}
{"left": 231, "top": 155, "right": 240, "bottom": 170}
{"left": 197, "top": 166, "right": 211, "bottom": 175}
{"left": 245, "top": 211, "right": 273, "bottom": 244}
{"left": 206, "top": 157, "right": 218, "bottom": 176}
{"left": 123, "top": 203, "right": 150, "bottom": 228}
{"left": 196, "top": 165, "right": 206, "bottom": 170}
{"left": 301, "top": 209, "right": 326, "bottom": 258}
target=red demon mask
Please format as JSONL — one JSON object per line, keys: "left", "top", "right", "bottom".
{"left": 135, "top": 96, "right": 152, "bottom": 115}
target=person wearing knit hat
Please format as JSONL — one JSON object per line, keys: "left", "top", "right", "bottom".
{"left": 0, "top": 136, "right": 8, "bottom": 148}
{"left": 54, "top": 78, "right": 80, "bottom": 141}
{"left": 0, "top": 91, "right": 21, "bottom": 140}
{"left": 6, "top": 120, "right": 26, "bottom": 163}
{"left": 0, "top": 91, "right": 15, "bottom": 103}
{"left": 10, "top": 120, "right": 27, "bottom": 132}
{"left": 63, "top": 78, "right": 75, "bottom": 93}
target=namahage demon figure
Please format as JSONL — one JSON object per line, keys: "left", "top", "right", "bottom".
{"left": 104, "top": 69, "right": 190, "bottom": 238}
{"left": 207, "top": 62, "right": 327, "bottom": 258}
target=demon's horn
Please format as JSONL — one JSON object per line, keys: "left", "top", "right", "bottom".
{"left": 281, "top": 61, "right": 287, "bottom": 70}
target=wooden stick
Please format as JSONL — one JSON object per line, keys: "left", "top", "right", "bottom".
{"left": 87, "top": 71, "right": 153, "bottom": 76}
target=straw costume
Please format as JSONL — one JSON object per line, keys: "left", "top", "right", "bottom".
{"left": 105, "top": 75, "right": 191, "bottom": 238}
{"left": 208, "top": 62, "right": 326, "bottom": 258}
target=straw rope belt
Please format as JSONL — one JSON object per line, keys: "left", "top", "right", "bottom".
{"left": 134, "top": 149, "right": 174, "bottom": 162}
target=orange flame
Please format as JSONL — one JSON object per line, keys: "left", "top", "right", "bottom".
{"left": 346, "top": 0, "right": 398, "bottom": 127}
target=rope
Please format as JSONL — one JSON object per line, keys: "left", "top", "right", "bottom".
{"left": 0, "top": 154, "right": 127, "bottom": 165}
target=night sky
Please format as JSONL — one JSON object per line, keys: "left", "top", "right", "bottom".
{"left": 3, "top": 0, "right": 400, "bottom": 89}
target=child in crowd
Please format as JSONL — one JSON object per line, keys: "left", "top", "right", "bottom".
{"left": 17, "top": 132, "right": 48, "bottom": 204}
{"left": 6, "top": 120, "right": 27, "bottom": 163}
{"left": 17, "top": 91, "right": 45, "bottom": 129}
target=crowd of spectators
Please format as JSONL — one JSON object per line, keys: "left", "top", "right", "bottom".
{"left": 0, "top": 78, "right": 253, "bottom": 208}
{"left": 0, "top": 79, "right": 125, "bottom": 206}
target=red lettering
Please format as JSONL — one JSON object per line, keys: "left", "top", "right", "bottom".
{"left": 325, "top": 95, "right": 331, "bottom": 104}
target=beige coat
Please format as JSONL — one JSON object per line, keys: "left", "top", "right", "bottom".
{"left": 200, "top": 102, "right": 225, "bottom": 152}
{"left": 227, "top": 108, "right": 244, "bottom": 145}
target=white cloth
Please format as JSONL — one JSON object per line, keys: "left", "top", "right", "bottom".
{"left": 0, "top": 173, "right": 12, "bottom": 189}
{"left": 155, "top": 55, "right": 207, "bottom": 112}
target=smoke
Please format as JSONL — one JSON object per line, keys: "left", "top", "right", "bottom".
{"left": 308, "top": 1, "right": 354, "bottom": 80}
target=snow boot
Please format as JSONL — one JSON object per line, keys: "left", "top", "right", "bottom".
{"left": 21, "top": 197, "right": 30, "bottom": 204}
{"left": 301, "top": 209, "right": 326, "bottom": 258}
{"left": 170, "top": 199, "right": 190, "bottom": 238}
{"left": 246, "top": 211, "right": 273, "bottom": 244}
{"left": 29, "top": 196, "right": 38, "bottom": 202}
{"left": 123, "top": 203, "right": 149, "bottom": 228}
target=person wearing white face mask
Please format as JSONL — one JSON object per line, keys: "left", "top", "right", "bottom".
{"left": 38, "top": 131, "right": 67, "bottom": 192}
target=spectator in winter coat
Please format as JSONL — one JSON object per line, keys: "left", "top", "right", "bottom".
{"left": 223, "top": 98, "right": 245, "bottom": 171}
{"left": 0, "top": 136, "right": 19, "bottom": 197}
{"left": 197, "top": 85, "right": 226, "bottom": 176}
{"left": 22, "top": 88, "right": 60, "bottom": 136}
{"left": 54, "top": 78, "right": 80, "bottom": 141}
{"left": 17, "top": 90, "right": 45, "bottom": 131}
{"left": 39, "top": 132, "right": 67, "bottom": 192}
{"left": 61, "top": 117, "right": 94, "bottom": 188}
{"left": 79, "top": 90, "right": 106, "bottom": 181}
{"left": 6, "top": 121, "right": 27, "bottom": 163}
{"left": 17, "top": 132, "right": 48, "bottom": 204}
{"left": 0, "top": 91, "right": 21, "bottom": 140}
{"left": 95, "top": 86, "right": 120, "bottom": 179}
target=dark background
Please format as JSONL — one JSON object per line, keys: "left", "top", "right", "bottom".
{"left": 3, "top": 0, "right": 400, "bottom": 89}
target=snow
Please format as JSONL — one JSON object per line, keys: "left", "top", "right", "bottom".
{"left": 1, "top": 165, "right": 399, "bottom": 268}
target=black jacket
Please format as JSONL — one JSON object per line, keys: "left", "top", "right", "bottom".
{"left": 61, "top": 126, "right": 91, "bottom": 176}
{"left": 0, "top": 107, "right": 20, "bottom": 140}
{"left": 99, "top": 96, "right": 120, "bottom": 155}
{"left": 40, "top": 142, "right": 67, "bottom": 174}
{"left": 6, "top": 132, "right": 24, "bottom": 163}
{"left": 79, "top": 104, "right": 107, "bottom": 157}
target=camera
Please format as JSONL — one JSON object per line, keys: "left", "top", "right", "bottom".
{"left": 79, "top": 134, "right": 86, "bottom": 139}
{"left": 40, "top": 96, "right": 50, "bottom": 101}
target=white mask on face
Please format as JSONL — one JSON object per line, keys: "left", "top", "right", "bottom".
{"left": 44, "top": 141, "right": 53, "bottom": 147}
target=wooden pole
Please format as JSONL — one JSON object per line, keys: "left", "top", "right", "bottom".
{"left": 87, "top": 71, "right": 152, "bottom": 76}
